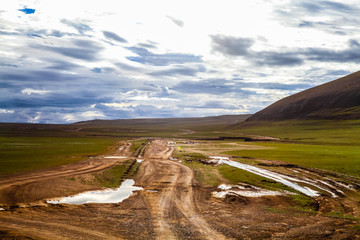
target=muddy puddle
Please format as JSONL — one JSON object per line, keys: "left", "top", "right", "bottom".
{"left": 210, "top": 156, "right": 338, "bottom": 197}
{"left": 213, "top": 184, "right": 284, "bottom": 198}
{"left": 47, "top": 179, "right": 143, "bottom": 204}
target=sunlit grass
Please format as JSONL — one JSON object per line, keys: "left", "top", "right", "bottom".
{"left": 223, "top": 142, "right": 360, "bottom": 177}
{"left": 0, "top": 136, "right": 117, "bottom": 176}
{"left": 94, "top": 159, "right": 140, "bottom": 188}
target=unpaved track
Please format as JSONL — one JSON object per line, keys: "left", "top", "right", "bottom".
{"left": 138, "top": 140, "right": 227, "bottom": 240}
{"left": 0, "top": 156, "right": 127, "bottom": 192}
{"left": 0, "top": 142, "right": 132, "bottom": 191}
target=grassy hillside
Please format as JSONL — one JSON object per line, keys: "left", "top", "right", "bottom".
{"left": 247, "top": 71, "right": 360, "bottom": 121}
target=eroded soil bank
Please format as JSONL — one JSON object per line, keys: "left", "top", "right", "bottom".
{"left": 0, "top": 139, "right": 359, "bottom": 239}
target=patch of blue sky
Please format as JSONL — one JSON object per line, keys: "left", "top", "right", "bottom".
{"left": 18, "top": 8, "right": 36, "bottom": 14}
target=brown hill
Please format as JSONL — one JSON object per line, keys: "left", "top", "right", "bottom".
{"left": 74, "top": 114, "right": 251, "bottom": 128}
{"left": 247, "top": 71, "right": 360, "bottom": 121}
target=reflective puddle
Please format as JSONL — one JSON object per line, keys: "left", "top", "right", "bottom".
{"left": 210, "top": 156, "right": 338, "bottom": 197}
{"left": 47, "top": 179, "right": 143, "bottom": 204}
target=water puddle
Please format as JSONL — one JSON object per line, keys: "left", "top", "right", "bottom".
{"left": 136, "top": 159, "right": 143, "bottom": 163}
{"left": 209, "top": 156, "right": 230, "bottom": 160}
{"left": 213, "top": 184, "right": 284, "bottom": 198}
{"left": 146, "top": 189, "right": 159, "bottom": 193}
{"left": 210, "top": 156, "right": 338, "bottom": 197}
{"left": 47, "top": 179, "right": 143, "bottom": 205}
{"left": 104, "top": 156, "right": 127, "bottom": 159}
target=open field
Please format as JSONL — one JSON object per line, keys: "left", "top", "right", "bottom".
{"left": 0, "top": 136, "right": 118, "bottom": 176}
{"left": 232, "top": 120, "right": 360, "bottom": 145}
{"left": 0, "top": 119, "right": 360, "bottom": 239}
{"left": 224, "top": 142, "right": 360, "bottom": 178}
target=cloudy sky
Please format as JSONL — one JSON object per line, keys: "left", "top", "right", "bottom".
{"left": 1, "top": 0, "right": 360, "bottom": 123}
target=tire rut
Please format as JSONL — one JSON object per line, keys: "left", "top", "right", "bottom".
{"left": 138, "top": 140, "right": 227, "bottom": 240}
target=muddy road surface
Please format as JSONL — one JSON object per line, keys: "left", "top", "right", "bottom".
{"left": 138, "top": 140, "right": 227, "bottom": 239}
{"left": 0, "top": 140, "right": 360, "bottom": 239}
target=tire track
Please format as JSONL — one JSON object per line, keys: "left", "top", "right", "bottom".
{"left": 138, "top": 140, "right": 227, "bottom": 240}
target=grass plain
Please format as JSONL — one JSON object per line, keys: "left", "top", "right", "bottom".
{"left": 1, "top": 119, "right": 360, "bottom": 180}
{"left": 0, "top": 136, "right": 117, "bottom": 176}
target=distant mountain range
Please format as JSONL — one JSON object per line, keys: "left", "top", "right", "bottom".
{"left": 74, "top": 114, "right": 251, "bottom": 127}
{"left": 247, "top": 71, "right": 360, "bottom": 121}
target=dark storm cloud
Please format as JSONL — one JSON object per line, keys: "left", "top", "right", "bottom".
{"left": 211, "top": 35, "right": 360, "bottom": 66}
{"left": 210, "top": 35, "right": 303, "bottom": 66}
{"left": 0, "top": 96, "right": 93, "bottom": 108}
{"left": 126, "top": 47, "right": 202, "bottom": 66}
{"left": 210, "top": 35, "right": 254, "bottom": 56}
{"left": 61, "top": 19, "right": 92, "bottom": 34}
{"left": 304, "top": 44, "right": 360, "bottom": 62}
{"left": 103, "top": 31, "right": 127, "bottom": 43}
{"left": 253, "top": 52, "right": 304, "bottom": 66}
{"left": 149, "top": 65, "right": 206, "bottom": 77}
{"left": 33, "top": 40, "right": 103, "bottom": 61}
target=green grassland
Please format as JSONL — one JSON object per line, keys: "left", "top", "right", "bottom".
{"left": 94, "top": 159, "right": 140, "bottom": 188}
{"left": 1, "top": 119, "right": 359, "bottom": 180}
{"left": 0, "top": 136, "right": 117, "bottom": 176}
{"left": 223, "top": 142, "right": 360, "bottom": 177}
{"left": 233, "top": 120, "right": 360, "bottom": 146}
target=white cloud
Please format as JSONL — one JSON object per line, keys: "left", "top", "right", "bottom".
{"left": 63, "top": 111, "right": 105, "bottom": 122}
{"left": 21, "top": 88, "right": 51, "bottom": 95}
{"left": 0, "top": 109, "right": 14, "bottom": 114}
{"left": 102, "top": 103, "right": 139, "bottom": 108}
{"left": 28, "top": 112, "right": 41, "bottom": 123}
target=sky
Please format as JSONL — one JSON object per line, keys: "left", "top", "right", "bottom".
{"left": 1, "top": 0, "right": 360, "bottom": 123}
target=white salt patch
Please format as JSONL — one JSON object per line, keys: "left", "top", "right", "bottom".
{"left": 218, "top": 184, "right": 232, "bottom": 190}
{"left": 104, "top": 156, "right": 127, "bottom": 159}
{"left": 47, "top": 179, "right": 143, "bottom": 205}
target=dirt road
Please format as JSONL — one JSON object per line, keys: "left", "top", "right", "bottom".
{"left": 138, "top": 140, "right": 227, "bottom": 239}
